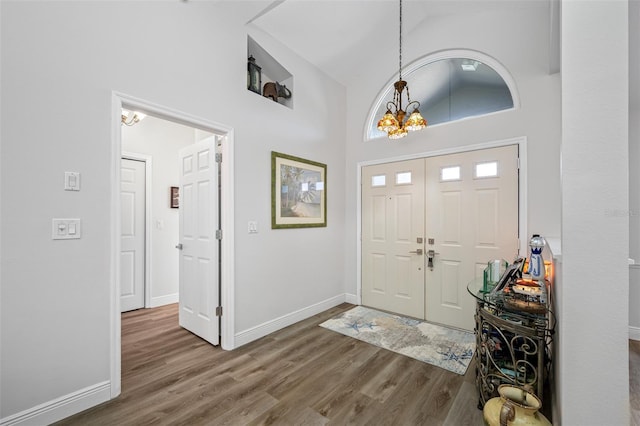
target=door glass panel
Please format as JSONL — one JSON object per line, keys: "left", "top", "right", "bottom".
{"left": 396, "top": 171, "right": 412, "bottom": 185}
{"left": 475, "top": 161, "right": 498, "bottom": 178}
{"left": 371, "top": 175, "right": 386, "bottom": 187}
{"left": 441, "top": 166, "right": 461, "bottom": 181}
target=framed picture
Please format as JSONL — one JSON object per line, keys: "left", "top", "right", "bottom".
{"left": 271, "top": 151, "right": 326, "bottom": 229}
{"left": 170, "top": 186, "right": 179, "bottom": 209}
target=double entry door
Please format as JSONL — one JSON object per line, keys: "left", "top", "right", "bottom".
{"left": 361, "top": 145, "right": 519, "bottom": 331}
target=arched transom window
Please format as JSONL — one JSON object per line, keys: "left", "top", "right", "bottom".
{"left": 366, "top": 50, "right": 519, "bottom": 140}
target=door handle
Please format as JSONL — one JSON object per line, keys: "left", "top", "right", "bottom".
{"left": 427, "top": 250, "right": 440, "bottom": 270}
{"left": 409, "top": 248, "right": 423, "bottom": 255}
{"left": 175, "top": 243, "right": 183, "bottom": 250}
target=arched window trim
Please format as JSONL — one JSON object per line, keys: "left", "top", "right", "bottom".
{"left": 363, "top": 49, "right": 521, "bottom": 142}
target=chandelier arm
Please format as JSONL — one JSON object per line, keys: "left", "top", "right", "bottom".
{"left": 386, "top": 101, "right": 399, "bottom": 114}
{"left": 406, "top": 100, "right": 421, "bottom": 112}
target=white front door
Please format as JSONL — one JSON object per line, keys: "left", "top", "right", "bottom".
{"left": 362, "top": 159, "right": 426, "bottom": 319}
{"left": 178, "top": 137, "right": 219, "bottom": 345}
{"left": 425, "top": 145, "right": 519, "bottom": 330}
{"left": 120, "top": 158, "right": 145, "bottom": 312}
{"left": 360, "top": 145, "right": 519, "bottom": 330}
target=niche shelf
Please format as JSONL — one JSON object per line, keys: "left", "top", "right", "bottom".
{"left": 247, "top": 36, "right": 293, "bottom": 109}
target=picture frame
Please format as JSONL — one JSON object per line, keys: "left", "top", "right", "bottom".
{"left": 271, "top": 151, "right": 326, "bottom": 229}
{"left": 170, "top": 186, "right": 179, "bottom": 209}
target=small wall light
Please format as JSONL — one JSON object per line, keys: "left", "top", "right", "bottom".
{"left": 121, "top": 109, "right": 146, "bottom": 126}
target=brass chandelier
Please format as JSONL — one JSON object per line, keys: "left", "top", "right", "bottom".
{"left": 377, "top": 0, "right": 427, "bottom": 139}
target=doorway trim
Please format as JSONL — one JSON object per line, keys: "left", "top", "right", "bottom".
{"left": 110, "top": 92, "right": 236, "bottom": 399}
{"left": 121, "top": 152, "right": 153, "bottom": 309}
{"left": 356, "top": 136, "right": 528, "bottom": 305}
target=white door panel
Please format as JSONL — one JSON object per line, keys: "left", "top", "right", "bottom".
{"left": 178, "top": 137, "right": 219, "bottom": 346}
{"left": 362, "top": 159, "right": 425, "bottom": 319}
{"left": 120, "top": 158, "right": 145, "bottom": 312}
{"left": 426, "top": 145, "right": 519, "bottom": 330}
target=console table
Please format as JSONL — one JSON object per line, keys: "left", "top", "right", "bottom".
{"left": 467, "top": 278, "right": 555, "bottom": 409}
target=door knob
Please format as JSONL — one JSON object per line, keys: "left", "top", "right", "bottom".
{"left": 409, "top": 248, "right": 423, "bottom": 255}
{"left": 175, "top": 243, "right": 183, "bottom": 250}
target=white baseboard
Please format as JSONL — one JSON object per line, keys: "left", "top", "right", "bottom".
{"left": 631, "top": 326, "right": 640, "bottom": 341}
{"left": 149, "top": 293, "right": 178, "bottom": 308}
{"left": 234, "top": 293, "right": 348, "bottom": 348}
{"left": 345, "top": 293, "right": 358, "bottom": 305}
{"left": 0, "top": 381, "right": 111, "bottom": 426}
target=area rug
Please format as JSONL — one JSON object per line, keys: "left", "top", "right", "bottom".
{"left": 319, "top": 306, "right": 475, "bottom": 375}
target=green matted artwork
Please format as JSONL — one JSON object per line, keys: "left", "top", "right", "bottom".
{"left": 271, "top": 151, "right": 327, "bottom": 229}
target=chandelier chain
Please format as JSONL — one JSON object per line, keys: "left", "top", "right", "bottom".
{"left": 399, "top": 0, "right": 403, "bottom": 81}
{"left": 376, "top": 0, "right": 426, "bottom": 139}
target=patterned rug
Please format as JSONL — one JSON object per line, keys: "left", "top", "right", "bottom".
{"left": 319, "top": 306, "right": 475, "bottom": 375}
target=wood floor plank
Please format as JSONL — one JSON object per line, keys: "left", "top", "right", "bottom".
{"left": 55, "top": 303, "right": 640, "bottom": 426}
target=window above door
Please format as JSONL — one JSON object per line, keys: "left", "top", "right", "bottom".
{"left": 365, "top": 50, "right": 519, "bottom": 141}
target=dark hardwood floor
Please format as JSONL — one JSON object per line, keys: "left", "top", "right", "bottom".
{"left": 56, "top": 302, "right": 640, "bottom": 425}
{"left": 56, "top": 303, "right": 484, "bottom": 425}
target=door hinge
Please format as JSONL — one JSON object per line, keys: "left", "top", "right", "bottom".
{"left": 215, "top": 306, "right": 223, "bottom": 316}
{"left": 216, "top": 229, "right": 223, "bottom": 240}
{"left": 215, "top": 153, "right": 222, "bottom": 163}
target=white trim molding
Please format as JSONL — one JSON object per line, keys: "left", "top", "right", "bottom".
{"left": 630, "top": 326, "right": 640, "bottom": 341}
{"left": 234, "top": 293, "right": 348, "bottom": 348}
{"left": 150, "top": 293, "right": 179, "bottom": 308}
{"left": 0, "top": 381, "right": 110, "bottom": 426}
{"left": 345, "top": 293, "right": 358, "bottom": 305}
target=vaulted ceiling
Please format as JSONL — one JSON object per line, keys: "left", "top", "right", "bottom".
{"left": 242, "top": 0, "right": 558, "bottom": 87}
{"left": 218, "top": 0, "right": 636, "bottom": 112}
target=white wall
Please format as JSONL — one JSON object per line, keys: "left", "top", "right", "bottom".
{"left": 629, "top": 0, "right": 640, "bottom": 338}
{"left": 122, "top": 116, "right": 202, "bottom": 306}
{"left": 0, "top": 1, "right": 346, "bottom": 421}
{"left": 344, "top": 4, "right": 561, "bottom": 298}
{"left": 560, "top": 2, "right": 629, "bottom": 425}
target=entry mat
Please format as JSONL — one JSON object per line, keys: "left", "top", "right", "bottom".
{"left": 319, "top": 305, "right": 475, "bottom": 375}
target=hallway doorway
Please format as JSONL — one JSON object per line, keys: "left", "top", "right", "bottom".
{"left": 110, "top": 93, "right": 236, "bottom": 399}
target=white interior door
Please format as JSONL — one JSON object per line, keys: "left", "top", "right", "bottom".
{"left": 120, "top": 158, "right": 146, "bottom": 312}
{"left": 362, "top": 159, "right": 426, "bottom": 319}
{"left": 425, "top": 145, "right": 519, "bottom": 330}
{"left": 178, "top": 137, "right": 219, "bottom": 345}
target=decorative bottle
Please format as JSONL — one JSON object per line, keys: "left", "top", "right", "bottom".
{"left": 529, "top": 234, "right": 547, "bottom": 304}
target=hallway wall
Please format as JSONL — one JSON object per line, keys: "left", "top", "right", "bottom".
{"left": 0, "top": 1, "right": 347, "bottom": 421}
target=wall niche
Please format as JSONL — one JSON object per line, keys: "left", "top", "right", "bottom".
{"left": 247, "top": 36, "right": 293, "bottom": 109}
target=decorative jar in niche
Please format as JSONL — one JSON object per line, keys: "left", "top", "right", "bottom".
{"left": 247, "top": 55, "right": 262, "bottom": 94}
{"left": 483, "top": 385, "right": 551, "bottom": 426}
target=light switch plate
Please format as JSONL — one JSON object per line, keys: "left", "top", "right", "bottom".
{"left": 65, "top": 172, "right": 81, "bottom": 191}
{"left": 248, "top": 221, "right": 258, "bottom": 234}
{"left": 52, "top": 218, "right": 82, "bottom": 239}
